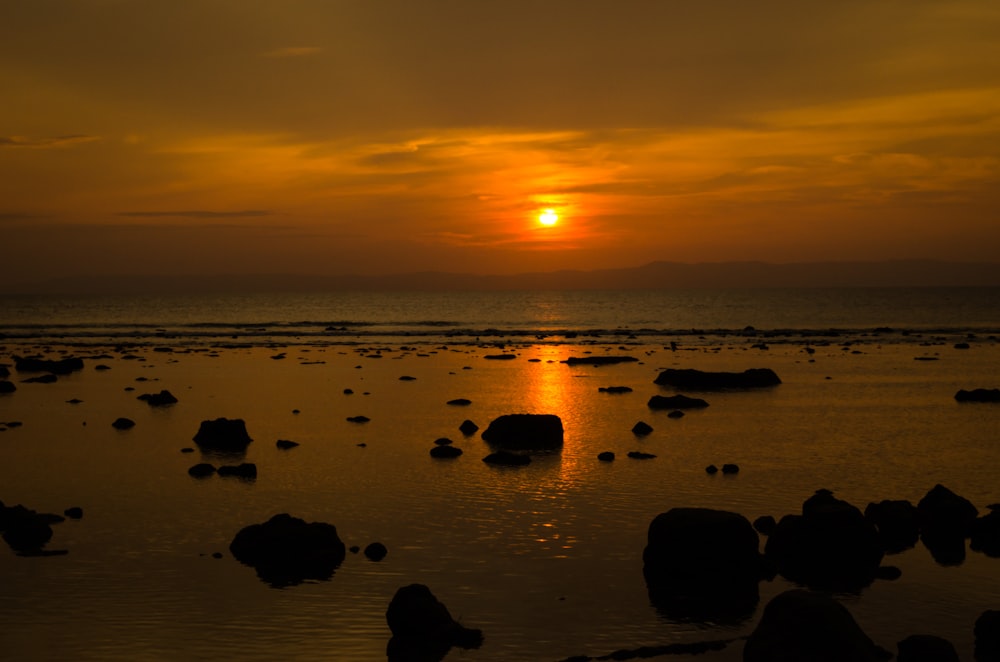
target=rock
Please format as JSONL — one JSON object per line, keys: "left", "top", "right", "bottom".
{"left": 483, "top": 353, "right": 516, "bottom": 360}
{"left": 721, "top": 463, "right": 739, "bottom": 474}
{"left": 399, "top": 375, "right": 416, "bottom": 381}
{"left": 706, "top": 464, "right": 719, "bottom": 474}
{"left": 864, "top": 499, "right": 920, "bottom": 553}
{"left": 631, "top": 421, "right": 653, "bottom": 436}
{"left": 896, "top": 634, "right": 959, "bottom": 662}
{"left": 744, "top": 590, "right": 892, "bottom": 662}
{"left": 433, "top": 437, "right": 453, "bottom": 446}
{"left": 193, "top": 418, "right": 253, "bottom": 452}
{"left": 642, "top": 508, "right": 765, "bottom": 623}
{"left": 14, "top": 355, "right": 84, "bottom": 375}
{"left": 458, "top": 420, "right": 479, "bottom": 436}
{"left": 482, "top": 451, "right": 531, "bottom": 466}
{"left": 753, "top": 516, "right": 776, "bottom": 536}
{"left": 364, "top": 542, "right": 388, "bottom": 561}
{"left": 229, "top": 513, "right": 346, "bottom": 587}
{"left": 481, "top": 413, "right": 563, "bottom": 450}
{"left": 0, "top": 365, "right": 8, "bottom": 379}
{"left": 346, "top": 415, "right": 370, "bottom": 423}
{"left": 137, "top": 390, "right": 178, "bottom": 406}
{"left": 276, "top": 439, "right": 299, "bottom": 450}
{"left": 918, "top": 484, "right": 978, "bottom": 565}
{"left": 667, "top": 410, "right": 685, "bottom": 418}
{"left": 653, "top": 367, "right": 781, "bottom": 389}
{"left": 971, "top": 508, "right": 1000, "bottom": 557}
{"left": 217, "top": 463, "right": 257, "bottom": 479}
{"left": 343, "top": 388, "right": 354, "bottom": 394}
{"left": 598, "top": 386, "right": 633, "bottom": 394}
{"left": 875, "top": 565, "right": 902, "bottom": 581}
{"left": 446, "top": 398, "right": 471, "bottom": 406}
{"left": 627, "top": 451, "right": 656, "bottom": 459}
{"left": 955, "top": 388, "right": 1000, "bottom": 402}
{"left": 111, "top": 417, "right": 135, "bottom": 430}
{"left": 430, "top": 445, "right": 463, "bottom": 459}
{"left": 564, "top": 356, "right": 639, "bottom": 366}
{"left": 597, "top": 451, "right": 615, "bottom": 462}
{"left": 0, "top": 380, "right": 15, "bottom": 394}
{"left": 23, "top": 374, "right": 57, "bottom": 384}
{"left": 765, "top": 490, "right": 884, "bottom": 590}
{"left": 63, "top": 507, "right": 83, "bottom": 519}
{"left": 648, "top": 394, "right": 709, "bottom": 409}
{"left": 975, "top": 610, "right": 1000, "bottom": 661}
{"left": 385, "top": 584, "right": 483, "bottom": 661}
{"left": 187, "top": 463, "right": 217, "bottom": 478}
{"left": 1, "top": 505, "right": 55, "bottom": 554}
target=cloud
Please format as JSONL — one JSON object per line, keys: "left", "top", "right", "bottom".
{"left": 117, "top": 210, "right": 274, "bottom": 219}
{"left": 0, "top": 135, "right": 100, "bottom": 148}
{"left": 262, "top": 47, "right": 323, "bottom": 58}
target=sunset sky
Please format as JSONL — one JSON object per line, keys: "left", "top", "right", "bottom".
{"left": 3, "top": 1, "right": 999, "bottom": 286}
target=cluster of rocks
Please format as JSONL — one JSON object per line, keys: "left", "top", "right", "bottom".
{"left": 188, "top": 462, "right": 257, "bottom": 480}
{"left": 1, "top": 499, "right": 80, "bottom": 556}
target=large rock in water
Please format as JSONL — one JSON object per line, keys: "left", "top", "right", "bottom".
{"left": 229, "top": 513, "right": 346, "bottom": 587}
{"left": 193, "top": 418, "right": 253, "bottom": 452}
{"left": 480, "top": 413, "right": 563, "bottom": 450}
{"left": 642, "top": 507, "right": 765, "bottom": 623}
{"left": 385, "top": 584, "right": 483, "bottom": 661}
{"left": 654, "top": 368, "right": 781, "bottom": 389}
{"left": 917, "top": 484, "right": 978, "bottom": 565}
{"left": 765, "top": 490, "right": 883, "bottom": 591}
{"left": 743, "top": 590, "right": 891, "bottom": 662}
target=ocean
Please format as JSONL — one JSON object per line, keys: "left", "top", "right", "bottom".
{"left": 1, "top": 287, "right": 999, "bottom": 660}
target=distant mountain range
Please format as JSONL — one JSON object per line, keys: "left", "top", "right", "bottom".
{"left": 8, "top": 260, "right": 1000, "bottom": 295}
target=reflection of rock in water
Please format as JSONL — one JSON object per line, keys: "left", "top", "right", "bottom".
{"left": 744, "top": 590, "right": 891, "bottom": 662}
{"left": 642, "top": 507, "right": 765, "bottom": 624}
{"left": 229, "top": 513, "right": 345, "bottom": 588}
{"left": 385, "top": 584, "right": 482, "bottom": 662}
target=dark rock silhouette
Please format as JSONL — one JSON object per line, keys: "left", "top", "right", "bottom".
{"left": 865, "top": 499, "right": 920, "bottom": 553}
{"left": 1, "top": 503, "right": 65, "bottom": 556}
{"left": 971, "top": 507, "right": 1000, "bottom": 557}
{"left": 642, "top": 507, "right": 765, "bottom": 623}
{"left": 433, "top": 437, "right": 453, "bottom": 446}
{"left": 753, "top": 515, "right": 776, "bottom": 536}
{"left": 14, "top": 355, "right": 84, "bottom": 375}
{"left": 458, "top": 419, "right": 479, "bottom": 436}
{"left": 628, "top": 451, "right": 656, "bottom": 459}
{"left": 23, "top": 374, "right": 57, "bottom": 384}
{"left": 721, "top": 463, "right": 740, "bottom": 474}
{"left": 918, "top": 484, "right": 978, "bottom": 565}
{"left": 111, "top": 417, "right": 135, "bottom": 430}
{"left": 430, "top": 445, "right": 463, "bottom": 459}
{"left": 187, "top": 463, "right": 216, "bottom": 478}
{"left": 229, "top": 513, "right": 346, "bottom": 588}
{"left": 648, "top": 394, "right": 709, "bottom": 409}
{"left": 0, "top": 365, "right": 8, "bottom": 379}
{"left": 706, "top": 464, "right": 719, "bottom": 474}
{"left": 137, "top": 390, "right": 178, "bottom": 406}
{"left": 217, "top": 463, "right": 257, "bottom": 479}
{"left": 632, "top": 421, "right": 653, "bottom": 436}
{"left": 276, "top": 439, "right": 299, "bottom": 450}
{"left": 765, "top": 489, "right": 884, "bottom": 590}
{"left": 654, "top": 367, "right": 781, "bottom": 389}
{"left": 955, "top": 388, "right": 1000, "bottom": 402}
{"left": 63, "top": 507, "right": 83, "bottom": 519}
{"left": 446, "top": 398, "right": 471, "bottom": 406}
{"left": 667, "top": 410, "right": 685, "bottom": 418}
{"left": 346, "top": 415, "right": 370, "bottom": 423}
{"left": 385, "top": 584, "right": 483, "bottom": 661}
{"left": 482, "top": 451, "right": 531, "bottom": 466}
{"left": 743, "top": 590, "right": 891, "bottom": 662}
{"left": 364, "top": 542, "right": 388, "bottom": 561}
{"left": 975, "top": 610, "right": 1000, "bottom": 661}
{"left": 597, "top": 451, "right": 615, "bottom": 462}
{"left": 896, "top": 634, "right": 959, "bottom": 662}
{"left": 564, "top": 356, "right": 638, "bottom": 366}
{"left": 193, "top": 418, "right": 253, "bottom": 452}
{"left": 598, "top": 386, "right": 633, "bottom": 394}
{"left": 481, "top": 413, "right": 563, "bottom": 450}
{"left": 483, "top": 353, "right": 516, "bottom": 360}
{"left": 0, "top": 380, "right": 15, "bottom": 394}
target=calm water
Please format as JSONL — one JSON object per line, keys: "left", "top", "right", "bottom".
{"left": 1, "top": 288, "right": 999, "bottom": 660}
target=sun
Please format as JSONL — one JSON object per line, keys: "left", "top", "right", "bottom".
{"left": 538, "top": 209, "right": 559, "bottom": 226}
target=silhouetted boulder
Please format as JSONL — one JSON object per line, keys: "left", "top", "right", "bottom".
{"left": 975, "top": 610, "right": 1000, "bottom": 661}
{"left": 482, "top": 451, "right": 531, "bottom": 466}
{"left": 446, "top": 398, "right": 471, "bottom": 406}
{"left": 654, "top": 367, "right": 781, "bottom": 389}
{"left": 276, "top": 439, "right": 299, "bottom": 450}
{"left": 753, "top": 515, "right": 777, "bottom": 536}
{"left": 364, "top": 542, "right": 388, "bottom": 561}
{"left": 722, "top": 463, "right": 740, "bottom": 474}
{"left": 346, "top": 415, "right": 370, "bottom": 423}
{"left": 433, "top": 437, "right": 453, "bottom": 446}
{"left": 955, "top": 388, "right": 1000, "bottom": 402}
{"left": 459, "top": 420, "right": 479, "bottom": 436}
{"left": 137, "top": 390, "right": 177, "bottom": 406}
{"left": 14, "top": 355, "right": 84, "bottom": 375}
{"left": 1, "top": 504, "right": 56, "bottom": 555}
{"left": 597, "top": 451, "right": 615, "bottom": 462}
{"left": 765, "top": 490, "right": 883, "bottom": 590}
{"left": 648, "top": 394, "right": 709, "bottom": 409}
{"left": 0, "top": 380, "right": 15, "bottom": 394}
{"left": 632, "top": 421, "right": 653, "bottom": 436}
{"left": 111, "top": 417, "right": 135, "bottom": 430}
{"left": 643, "top": 507, "right": 765, "bottom": 623}
{"left": 385, "top": 584, "right": 483, "bottom": 661}
{"left": 865, "top": 499, "right": 920, "bottom": 553}
{"left": 63, "top": 507, "right": 83, "bottom": 519}
{"left": 706, "top": 464, "right": 719, "bottom": 474}
{"left": 744, "top": 590, "right": 891, "bottom": 662}
{"left": 667, "top": 410, "right": 685, "bottom": 418}
{"left": 896, "top": 635, "right": 959, "bottom": 662}
{"left": 229, "top": 513, "right": 346, "bottom": 587}
{"left": 217, "top": 463, "right": 257, "bottom": 479}
{"left": 918, "top": 484, "right": 978, "bottom": 565}
{"left": 971, "top": 507, "right": 1000, "bottom": 557}
{"left": 565, "top": 356, "right": 639, "bottom": 366}
{"left": 187, "top": 463, "right": 216, "bottom": 478}
{"left": 481, "top": 413, "right": 563, "bottom": 450}
{"left": 193, "top": 418, "right": 253, "bottom": 452}
{"left": 430, "top": 445, "right": 463, "bottom": 459}
{"left": 628, "top": 451, "right": 656, "bottom": 459}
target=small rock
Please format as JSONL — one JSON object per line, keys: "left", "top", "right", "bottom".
{"left": 597, "top": 451, "right": 615, "bottom": 462}
{"left": 430, "top": 445, "right": 463, "bottom": 459}
{"left": 111, "top": 417, "right": 135, "bottom": 430}
{"left": 632, "top": 421, "right": 654, "bottom": 436}
{"left": 364, "top": 542, "right": 388, "bottom": 561}
{"left": 276, "top": 439, "right": 300, "bottom": 450}
{"left": 628, "top": 451, "right": 656, "bottom": 459}
{"left": 188, "top": 463, "right": 217, "bottom": 478}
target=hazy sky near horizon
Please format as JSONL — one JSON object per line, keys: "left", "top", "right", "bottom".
{"left": 2, "top": 0, "right": 1000, "bottom": 284}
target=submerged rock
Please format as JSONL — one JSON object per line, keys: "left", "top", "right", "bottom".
{"left": 111, "top": 417, "right": 135, "bottom": 430}
{"left": 187, "top": 463, "right": 216, "bottom": 478}
{"left": 217, "top": 463, "right": 257, "bottom": 479}
{"left": 276, "top": 439, "right": 299, "bottom": 450}
{"left": 193, "top": 418, "right": 253, "bottom": 452}
{"left": 385, "top": 584, "right": 483, "bottom": 661}
{"left": 744, "top": 590, "right": 891, "bottom": 662}
{"left": 229, "top": 513, "right": 346, "bottom": 588}
{"left": 14, "top": 355, "right": 84, "bottom": 375}
{"left": 648, "top": 394, "right": 709, "bottom": 409}
{"left": 430, "top": 445, "right": 463, "bottom": 459}
{"left": 481, "top": 413, "right": 563, "bottom": 450}
{"left": 653, "top": 367, "right": 781, "bottom": 389}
